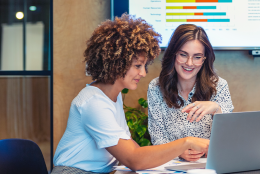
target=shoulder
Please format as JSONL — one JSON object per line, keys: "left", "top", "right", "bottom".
{"left": 216, "top": 76, "right": 228, "bottom": 89}
{"left": 148, "top": 77, "right": 160, "bottom": 91}
{"left": 72, "top": 86, "right": 113, "bottom": 109}
{"left": 148, "top": 77, "right": 164, "bottom": 102}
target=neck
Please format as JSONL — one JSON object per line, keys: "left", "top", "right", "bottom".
{"left": 177, "top": 77, "right": 196, "bottom": 93}
{"left": 92, "top": 82, "right": 122, "bottom": 102}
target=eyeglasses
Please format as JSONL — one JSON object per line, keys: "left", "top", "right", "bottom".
{"left": 176, "top": 51, "right": 206, "bottom": 66}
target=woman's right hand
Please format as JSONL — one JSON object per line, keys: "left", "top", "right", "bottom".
{"left": 179, "top": 149, "right": 205, "bottom": 161}
{"left": 185, "top": 137, "right": 210, "bottom": 154}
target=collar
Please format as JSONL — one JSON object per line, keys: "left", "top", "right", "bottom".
{"left": 178, "top": 83, "right": 196, "bottom": 103}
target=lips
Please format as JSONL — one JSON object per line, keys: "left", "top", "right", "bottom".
{"left": 134, "top": 79, "right": 140, "bottom": 83}
{"left": 182, "top": 66, "right": 194, "bottom": 72}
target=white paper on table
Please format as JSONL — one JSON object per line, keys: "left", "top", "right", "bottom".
{"left": 113, "top": 158, "right": 207, "bottom": 173}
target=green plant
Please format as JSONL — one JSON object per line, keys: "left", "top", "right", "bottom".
{"left": 122, "top": 88, "right": 151, "bottom": 147}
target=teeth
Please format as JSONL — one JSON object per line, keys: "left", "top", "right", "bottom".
{"left": 183, "top": 67, "right": 193, "bottom": 71}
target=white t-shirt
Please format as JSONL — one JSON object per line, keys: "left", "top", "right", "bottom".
{"left": 53, "top": 84, "right": 131, "bottom": 173}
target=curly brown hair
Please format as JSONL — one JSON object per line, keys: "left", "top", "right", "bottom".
{"left": 159, "top": 24, "right": 218, "bottom": 109}
{"left": 84, "top": 14, "right": 161, "bottom": 84}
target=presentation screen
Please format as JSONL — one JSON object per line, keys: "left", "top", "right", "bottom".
{"left": 112, "top": 0, "right": 260, "bottom": 50}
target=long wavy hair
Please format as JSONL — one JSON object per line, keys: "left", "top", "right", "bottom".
{"left": 159, "top": 24, "right": 218, "bottom": 108}
{"left": 84, "top": 14, "right": 161, "bottom": 84}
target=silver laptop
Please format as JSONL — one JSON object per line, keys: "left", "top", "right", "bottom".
{"left": 165, "top": 111, "right": 260, "bottom": 173}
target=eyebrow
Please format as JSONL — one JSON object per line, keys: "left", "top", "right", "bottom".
{"left": 133, "top": 59, "right": 146, "bottom": 64}
{"left": 139, "top": 60, "right": 146, "bottom": 64}
{"left": 179, "top": 50, "right": 204, "bottom": 55}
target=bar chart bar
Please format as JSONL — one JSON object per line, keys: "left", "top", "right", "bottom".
{"left": 166, "top": 19, "right": 230, "bottom": 22}
{"left": 166, "top": 19, "right": 188, "bottom": 22}
{"left": 166, "top": 0, "right": 232, "bottom": 3}
{"left": 197, "top": 6, "right": 216, "bottom": 9}
{"left": 166, "top": 6, "right": 217, "bottom": 9}
{"left": 187, "top": 19, "right": 208, "bottom": 22}
{"left": 203, "top": 12, "right": 226, "bottom": 15}
{"left": 166, "top": 12, "right": 226, "bottom": 15}
{"left": 207, "top": 19, "right": 230, "bottom": 22}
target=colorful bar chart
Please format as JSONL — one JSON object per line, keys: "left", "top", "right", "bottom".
{"left": 166, "top": 0, "right": 232, "bottom": 2}
{"left": 166, "top": 0, "right": 232, "bottom": 23}
{"left": 166, "top": 19, "right": 230, "bottom": 22}
{"left": 129, "top": 0, "right": 260, "bottom": 48}
{"left": 166, "top": 6, "right": 217, "bottom": 9}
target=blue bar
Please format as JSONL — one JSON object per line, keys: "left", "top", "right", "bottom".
{"left": 218, "top": 0, "right": 232, "bottom": 2}
{"left": 203, "top": 12, "right": 226, "bottom": 16}
{"left": 207, "top": 19, "right": 230, "bottom": 22}
{"left": 197, "top": 6, "right": 216, "bottom": 9}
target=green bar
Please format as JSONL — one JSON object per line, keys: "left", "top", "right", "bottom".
{"left": 166, "top": 0, "right": 195, "bottom": 2}
{"left": 166, "top": 19, "right": 187, "bottom": 22}
{"left": 167, "top": 13, "right": 195, "bottom": 15}
{"left": 166, "top": 6, "right": 183, "bottom": 9}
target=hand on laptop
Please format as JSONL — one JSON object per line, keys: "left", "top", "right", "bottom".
{"left": 182, "top": 101, "right": 221, "bottom": 122}
{"left": 179, "top": 149, "right": 205, "bottom": 162}
{"left": 182, "top": 136, "right": 209, "bottom": 161}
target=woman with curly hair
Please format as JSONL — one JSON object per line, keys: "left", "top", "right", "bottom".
{"left": 52, "top": 15, "right": 209, "bottom": 174}
{"left": 148, "top": 24, "right": 234, "bottom": 162}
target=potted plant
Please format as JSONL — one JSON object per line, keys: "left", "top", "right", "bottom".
{"left": 122, "top": 88, "right": 151, "bottom": 147}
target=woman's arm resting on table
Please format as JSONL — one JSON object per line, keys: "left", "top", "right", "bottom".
{"left": 106, "top": 137, "right": 209, "bottom": 171}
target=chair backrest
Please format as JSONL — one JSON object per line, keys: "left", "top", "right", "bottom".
{"left": 0, "top": 138, "right": 48, "bottom": 174}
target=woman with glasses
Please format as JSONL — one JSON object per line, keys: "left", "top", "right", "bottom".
{"left": 148, "top": 24, "right": 234, "bottom": 162}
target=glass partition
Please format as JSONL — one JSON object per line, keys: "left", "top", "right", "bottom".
{"left": 0, "top": 0, "right": 50, "bottom": 71}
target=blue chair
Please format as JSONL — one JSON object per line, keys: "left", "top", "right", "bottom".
{"left": 0, "top": 138, "right": 48, "bottom": 174}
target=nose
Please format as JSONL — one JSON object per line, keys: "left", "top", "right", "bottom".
{"left": 186, "top": 56, "right": 193, "bottom": 66}
{"left": 139, "top": 66, "right": 146, "bottom": 77}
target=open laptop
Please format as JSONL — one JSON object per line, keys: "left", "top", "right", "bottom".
{"left": 165, "top": 111, "right": 260, "bottom": 173}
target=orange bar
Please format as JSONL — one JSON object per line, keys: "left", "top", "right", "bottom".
{"left": 187, "top": 19, "right": 207, "bottom": 22}
{"left": 194, "top": 13, "right": 203, "bottom": 15}
{"left": 183, "top": 6, "right": 197, "bottom": 9}
{"left": 196, "top": 0, "right": 218, "bottom": 2}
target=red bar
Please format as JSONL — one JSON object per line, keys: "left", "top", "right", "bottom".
{"left": 187, "top": 19, "right": 208, "bottom": 22}
{"left": 183, "top": 6, "right": 197, "bottom": 9}
{"left": 194, "top": 13, "right": 203, "bottom": 15}
{"left": 196, "top": 0, "right": 218, "bottom": 2}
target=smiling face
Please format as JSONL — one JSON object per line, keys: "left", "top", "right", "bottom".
{"left": 116, "top": 55, "right": 147, "bottom": 90}
{"left": 175, "top": 39, "right": 205, "bottom": 83}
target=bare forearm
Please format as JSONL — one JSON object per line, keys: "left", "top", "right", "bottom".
{"left": 107, "top": 137, "right": 209, "bottom": 171}
{"left": 127, "top": 138, "right": 188, "bottom": 170}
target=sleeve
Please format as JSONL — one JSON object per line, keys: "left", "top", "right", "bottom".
{"left": 147, "top": 82, "right": 170, "bottom": 145}
{"left": 79, "top": 95, "right": 131, "bottom": 149}
{"left": 213, "top": 78, "right": 234, "bottom": 113}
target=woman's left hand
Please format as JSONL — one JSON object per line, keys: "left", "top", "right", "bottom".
{"left": 182, "top": 101, "right": 221, "bottom": 122}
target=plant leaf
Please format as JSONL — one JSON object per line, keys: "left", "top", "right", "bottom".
{"left": 140, "top": 138, "right": 151, "bottom": 147}
{"left": 122, "top": 88, "right": 129, "bottom": 94}
{"left": 125, "top": 111, "right": 132, "bottom": 120}
{"left": 138, "top": 98, "right": 148, "bottom": 108}
{"left": 142, "top": 100, "right": 148, "bottom": 108}
{"left": 136, "top": 125, "right": 147, "bottom": 137}
{"left": 127, "top": 119, "right": 134, "bottom": 129}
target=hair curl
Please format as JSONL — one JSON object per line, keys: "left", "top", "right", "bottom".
{"left": 159, "top": 24, "right": 218, "bottom": 108}
{"left": 84, "top": 14, "right": 161, "bottom": 84}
